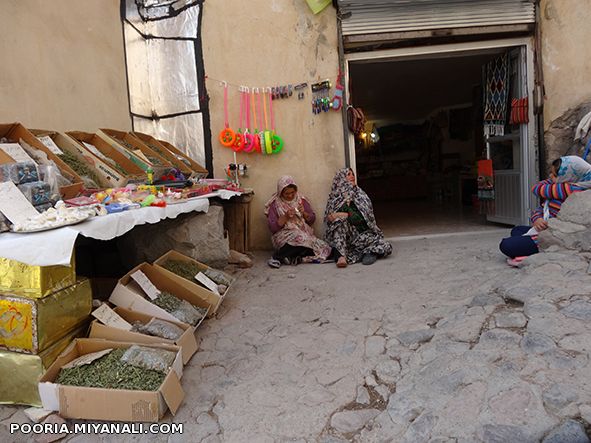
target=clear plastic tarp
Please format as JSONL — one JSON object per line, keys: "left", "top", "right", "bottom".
{"left": 123, "top": 0, "right": 208, "bottom": 170}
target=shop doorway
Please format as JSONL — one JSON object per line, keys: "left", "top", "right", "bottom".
{"left": 345, "top": 39, "right": 538, "bottom": 237}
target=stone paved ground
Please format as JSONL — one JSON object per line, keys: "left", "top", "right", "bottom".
{"left": 3, "top": 229, "right": 591, "bottom": 442}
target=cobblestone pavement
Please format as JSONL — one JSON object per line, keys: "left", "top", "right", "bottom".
{"left": 3, "top": 229, "right": 591, "bottom": 442}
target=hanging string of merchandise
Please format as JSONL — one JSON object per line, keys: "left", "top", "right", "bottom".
{"left": 206, "top": 74, "right": 344, "bottom": 120}
{"left": 218, "top": 82, "right": 283, "bottom": 156}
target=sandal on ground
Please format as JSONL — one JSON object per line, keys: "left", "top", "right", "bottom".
{"left": 336, "top": 257, "right": 348, "bottom": 268}
{"left": 506, "top": 256, "right": 527, "bottom": 267}
{"left": 267, "top": 258, "right": 281, "bottom": 269}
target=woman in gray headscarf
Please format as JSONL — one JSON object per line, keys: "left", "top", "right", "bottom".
{"left": 324, "top": 168, "right": 392, "bottom": 268}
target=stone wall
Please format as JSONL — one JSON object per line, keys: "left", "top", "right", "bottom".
{"left": 117, "top": 205, "right": 230, "bottom": 269}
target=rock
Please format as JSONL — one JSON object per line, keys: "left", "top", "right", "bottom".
{"left": 356, "top": 386, "right": 370, "bottom": 405}
{"left": 579, "top": 404, "right": 591, "bottom": 424}
{"left": 478, "top": 424, "right": 537, "bottom": 443}
{"left": 365, "top": 336, "right": 386, "bottom": 357}
{"left": 228, "top": 249, "right": 253, "bottom": 268}
{"left": 34, "top": 414, "right": 68, "bottom": 443}
{"left": 542, "top": 383, "right": 579, "bottom": 411}
{"left": 524, "top": 301, "right": 557, "bottom": 318}
{"left": 544, "top": 349, "right": 589, "bottom": 370}
{"left": 470, "top": 293, "right": 504, "bottom": 307}
{"left": 23, "top": 408, "right": 52, "bottom": 424}
{"left": 475, "top": 329, "right": 522, "bottom": 350}
{"left": 495, "top": 312, "right": 527, "bottom": 328}
{"left": 374, "top": 384, "right": 390, "bottom": 401}
{"left": 397, "top": 329, "right": 435, "bottom": 347}
{"left": 375, "top": 360, "right": 401, "bottom": 384}
{"left": 387, "top": 392, "right": 424, "bottom": 424}
{"left": 521, "top": 332, "right": 556, "bottom": 354}
{"left": 501, "top": 286, "right": 540, "bottom": 304}
{"left": 558, "top": 191, "right": 591, "bottom": 226}
{"left": 544, "top": 100, "right": 591, "bottom": 170}
{"left": 561, "top": 300, "right": 591, "bottom": 321}
{"left": 330, "top": 409, "right": 380, "bottom": 434}
{"left": 117, "top": 205, "right": 230, "bottom": 268}
{"left": 542, "top": 419, "right": 590, "bottom": 443}
{"left": 365, "top": 374, "right": 378, "bottom": 387}
{"left": 401, "top": 412, "right": 438, "bottom": 443}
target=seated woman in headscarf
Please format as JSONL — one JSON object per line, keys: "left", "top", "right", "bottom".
{"left": 265, "top": 176, "right": 335, "bottom": 268}
{"left": 324, "top": 168, "right": 392, "bottom": 268}
{"left": 500, "top": 155, "right": 591, "bottom": 264}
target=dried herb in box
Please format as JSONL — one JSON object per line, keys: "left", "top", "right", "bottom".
{"left": 152, "top": 291, "right": 207, "bottom": 326}
{"left": 162, "top": 259, "right": 232, "bottom": 291}
{"left": 56, "top": 348, "right": 166, "bottom": 391}
{"left": 116, "top": 137, "right": 164, "bottom": 166}
{"left": 162, "top": 259, "right": 201, "bottom": 281}
{"left": 58, "top": 151, "right": 102, "bottom": 187}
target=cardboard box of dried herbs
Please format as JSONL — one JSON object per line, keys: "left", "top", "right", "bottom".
{"left": 38, "top": 338, "right": 184, "bottom": 422}
{"left": 109, "top": 263, "right": 211, "bottom": 330}
{"left": 89, "top": 305, "right": 198, "bottom": 364}
{"left": 153, "top": 250, "right": 235, "bottom": 316}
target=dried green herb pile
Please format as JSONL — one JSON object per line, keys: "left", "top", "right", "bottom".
{"left": 162, "top": 259, "right": 201, "bottom": 281}
{"left": 116, "top": 138, "right": 164, "bottom": 166}
{"left": 55, "top": 348, "right": 165, "bottom": 391}
{"left": 162, "top": 259, "right": 232, "bottom": 287}
{"left": 145, "top": 142, "right": 168, "bottom": 159}
{"left": 152, "top": 291, "right": 207, "bottom": 325}
{"left": 58, "top": 151, "right": 102, "bottom": 187}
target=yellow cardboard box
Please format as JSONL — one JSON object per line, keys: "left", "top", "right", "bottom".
{"left": 0, "top": 255, "right": 76, "bottom": 299}
{"left": 0, "top": 279, "right": 92, "bottom": 353}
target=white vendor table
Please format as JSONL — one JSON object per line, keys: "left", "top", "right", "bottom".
{"left": 0, "top": 190, "right": 241, "bottom": 267}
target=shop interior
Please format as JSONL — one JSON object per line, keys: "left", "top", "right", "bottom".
{"left": 350, "top": 50, "right": 512, "bottom": 237}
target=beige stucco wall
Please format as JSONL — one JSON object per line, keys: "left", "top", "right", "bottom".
{"left": 202, "top": 1, "right": 345, "bottom": 249}
{"left": 541, "top": 0, "right": 591, "bottom": 128}
{"left": 0, "top": 0, "right": 130, "bottom": 132}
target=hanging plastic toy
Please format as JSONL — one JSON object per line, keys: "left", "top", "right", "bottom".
{"left": 218, "top": 82, "right": 236, "bottom": 147}
{"left": 251, "top": 88, "right": 262, "bottom": 154}
{"left": 267, "top": 87, "right": 284, "bottom": 154}
{"left": 253, "top": 88, "right": 266, "bottom": 154}
{"left": 231, "top": 86, "right": 246, "bottom": 152}
{"left": 331, "top": 71, "right": 344, "bottom": 111}
{"left": 242, "top": 88, "right": 256, "bottom": 153}
{"left": 262, "top": 89, "right": 273, "bottom": 154}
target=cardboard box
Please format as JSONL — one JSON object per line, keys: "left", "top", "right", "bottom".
{"left": 0, "top": 279, "right": 92, "bottom": 353}
{"left": 153, "top": 250, "right": 233, "bottom": 316}
{"left": 97, "top": 129, "right": 172, "bottom": 177}
{"left": 66, "top": 131, "right": 145, "bottom": 182}
{"left": 109, "top": 263, "right": 211, "bottom": 327}
{"left": 39, "top": 338, "right": 184, "bottom": 421}
{"left": 32, "top": 130, "right": 129, "bottom": 188}
{"left": 0, "top": 123, "right": 83, "bottom": 199}
{"left": 0, "top": 254, "right": 76, "bottom": 299}
{"left": 132, "top": 132, "right": 193, "bottom": 176}
{"left": 89, "top": 306, "right": 198, "bottom": 364}
{"left": 157, "top": 139, "right": 208, "bottom": 178}
{"left": 0, "top": 323, "right": 88, "bottom": 406}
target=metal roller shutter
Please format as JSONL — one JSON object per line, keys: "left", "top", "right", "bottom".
{"left": 338, "top": 0, "right": 535, "bottom": 36}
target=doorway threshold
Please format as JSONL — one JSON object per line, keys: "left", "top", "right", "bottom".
{"left": 386, "top": 227, "right": 506, "bottom": 243}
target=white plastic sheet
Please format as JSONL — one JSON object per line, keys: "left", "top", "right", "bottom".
{"left": 0, "top": 198, "right": 209, "bottom": 267}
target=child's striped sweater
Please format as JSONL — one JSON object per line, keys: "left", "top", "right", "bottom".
{"left": 530, "top": 179, "right": 585, "bottom": 223}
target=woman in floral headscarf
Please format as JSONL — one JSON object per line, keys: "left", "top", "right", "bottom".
{"left": 324, "top": 168, "right": 392, "bottom": 268}
{"left": 500, "top": 155, "right": 591, "bottom": 263}
{"left": 265, "top": 176, "right": 334, "bottom": 268}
